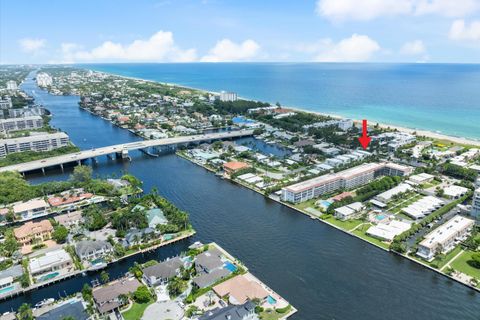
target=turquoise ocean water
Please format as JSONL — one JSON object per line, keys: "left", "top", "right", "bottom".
{"left": 81, "top": 63, "right": 480, "bottom": 140}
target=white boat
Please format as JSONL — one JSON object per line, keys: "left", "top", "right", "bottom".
{"left": 34, "top": 298, "right": 54, "bottom": 308}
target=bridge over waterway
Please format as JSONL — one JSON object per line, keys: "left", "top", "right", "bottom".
{"left": 0, "top": 129, "right": 254, "bottom": 174}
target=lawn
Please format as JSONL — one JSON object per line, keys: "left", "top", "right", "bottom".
{"left": 259, "top": 306, "right": 292, "bottom": 320}
{"left": 323, "top": 216, "right": 363, "bottom": 231}
{"left": 352, "top": 224, "right": 390, "bottom": 249}
{"left": 122, "top": 299, "right": 154, "bottom": 320}
{"left": 451, "top": 250, "right": 480, "bottom": 281}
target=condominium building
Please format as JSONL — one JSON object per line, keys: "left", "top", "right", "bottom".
{"left": 471, "top": 188, "right": 480, "bottom": 219}
{"left": 36, "top": 73, "right": 53, "bottom": 87}
{"left": 0, "top": 116, "right": 43, "bottom": 132}
{"left": 0, "top": 132, "right": 70, "bottom": 157}
{"left": 0, "top": 97, "right": 12, "bottom": 109}
{"left": 417, "top": 215, "right": 475, "bottom": 261}
{"left": 219, "top": 91, "right": 238, "bottom": 102}
{"left": 281, "top": 162, "right": 412, "bottom": 203}
{"left": 6, "top": 81, "right": 17, "bottom": 91}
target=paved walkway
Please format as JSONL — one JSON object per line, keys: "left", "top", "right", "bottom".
{"left": 440, "top": 249, "right": 464, "bottom": 271}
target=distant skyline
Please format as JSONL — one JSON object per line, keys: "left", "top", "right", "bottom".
{"left": 1, "top": 0, "right": 480, "bottom": 64}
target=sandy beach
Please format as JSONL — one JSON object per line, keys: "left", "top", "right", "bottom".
{"left": 88, "top": 68, "right": 480, "bottom": 148}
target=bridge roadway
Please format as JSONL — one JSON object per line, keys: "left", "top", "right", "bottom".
{"left": 0, "top": 129, "right": 254, "bottom": 173}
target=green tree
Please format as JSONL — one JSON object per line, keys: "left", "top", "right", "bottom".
{"left": 100, "top": 270, "right": 110, "bottom": 284}
{"left": 82, "top": 283, "right": 92, "bottom": 300}
{"left": 17, "top": 303, "right": 33, "bottom": 320}
{"left": 167, "top": 277, "right": 186, "bottom": 298}
{"left": 52, "top": 225, "right": 69, "bottom": 243}
{"left": 70, "top": 165, "right": 93, "bottom": 184}
{"left": 133, "top": 285, "right": 151, "bottom": 303}
{"left": 469, "top": 252, "right": 480, "bottom": 269}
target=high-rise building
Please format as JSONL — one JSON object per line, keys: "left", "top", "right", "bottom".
{"left": 0, "top": 116, "right": 43, "bottom": 132}
{"left": 6, "top": 80, "right": 17, "bottom": 91}
{"left": 219, "top": 91, "right": 237, "bottom": 102}
{"left": 0, "top": 132, "right": 70, "bottom": 157}
{"left": 36, "top": 73, "right": 53, "bottom": 87}
{"left": 471, "top": 188, "right": 480, "bottom": 219}
{"left": 0, "top": 97, "right": 12, "bottom": 109}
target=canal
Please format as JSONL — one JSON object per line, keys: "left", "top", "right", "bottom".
{"left": 1, "top": 74, "right": 479, "bottom": 320}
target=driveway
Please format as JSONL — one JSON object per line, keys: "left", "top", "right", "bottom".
{"left": 142, "top": 300, "right": 184, "bottom": 320}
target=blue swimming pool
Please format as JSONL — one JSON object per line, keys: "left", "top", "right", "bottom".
{"left": 0, "top": 286, "right": 14, "bottom": 295}
{"left": 224, "top": 261, "right": 238, "bottom": 272}
{"left": 267, "top": 295, "right": 277, "bottom": 305}
{"left": 39, "top": 272, "right": 59, "bottom": 282}
{"left": 376, "top": 214, "right": 386, "bottom": 221}
{"left": 319, "top": 200, "right": 332, "bottom": 208}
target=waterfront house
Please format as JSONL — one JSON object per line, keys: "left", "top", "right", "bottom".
{"left": 14, "top": 219, "right": 53, "bottom": 246}
{"left": 75, "top": 240, "right": 113, "bottom": 261}
{"left": 93, "top": 277, "right": 141, "bottom": 314}
{"left": 334, "top": 202, "right": 364, "bottom": 221}
{"left": 36, "top": 298, "right": 89, "bottom": 320}
{"left": 29, "top": 249, "right": 73, "bottom": 278}
{"left": 146, "top": 208, "right": 168, "bottom": 229}
{"left": 54, "top": 211, "right": 83, "bottom": 227}
{"left": 199, "top": 301, "right": 258, "bottom": 320}
{"left": 213, "top": 274, "right": 269, "bottom": 305}
{"left": 13, "top": 199, "right": 49, "bottom": 220}
{"left": 192, "top": 248, "right": 232, "bottom": 289}
{"left": 122, "top": 228, "right": 155, "bottom": 247}
{"left": 142, "top": 256, "right": 184, "bottom": 286}
{"left": 223, "top": 161, "right": 250, "bottom": 176}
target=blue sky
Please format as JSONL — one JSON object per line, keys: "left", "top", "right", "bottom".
{"left": 1, "top": 0, "right": 480, "bottom": 64}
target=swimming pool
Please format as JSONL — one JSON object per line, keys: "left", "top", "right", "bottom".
{"left": 223, "top": 261, "right": 238, "bottom": 273}
{"left": 0, "top": 286, "right": 14, "bottom": 295}
{"left": 267, "top": 295, "right": 277, "bottom": 305}
{"left": 376, "top": 214, "right": 386, "bottom": 221}
{"left": 319, "top": 200, "right": 332, "bottom": 208}
{"left": 39, "top": 272, "right": 59, "bottom": 282}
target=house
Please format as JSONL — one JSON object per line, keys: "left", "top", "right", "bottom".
{"left": 142, "top": 257, "right": 184, "bottom": 286}
{"left": 36, "top": 298, "right": 89, "bottom": 320}
{"left": 223, "top": 161, "right": 250, "bottom": 176}
{"left": 14, "top": 220, "right": 53, "bottom": 246}
{"left": 122, "top": 228, "right": 155, "bottom": 247}
{"left": 13, "top": 199, "right": 49, "bottom": 220}
{"left": 213, "top": 274, "right": 269, "bottom": 305}
{"left": 75, "top": 240, "right": 113, "bottom": 261}
{"left": 29, "top": 249, "right": 73, "bottom": 278}
{"left": 199, "top": 301, "right": 258, "bottom": 320}
{"left": 146, "top": 208, "right": 168, "bottom": 229}
{"left": 93, "top": 278, "right": 141, "bottom": 314}
{"left": 54, "top": 211, "right": 83, "bottom": 227}
{"left": 192, "top": 248, "right": 232, "bottom": 289}
{"left": 443, "top": 185, "right": 469, "bottom": 199}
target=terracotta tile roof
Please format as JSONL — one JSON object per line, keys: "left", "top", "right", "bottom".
{"left": 48, "top": 193, "right": 93, "bottom": 207}
{"left": 213, "top": 274, "right": 269, "bottom": 305}
{"left": 223, "top": 161, "right": 249, "bottom": 171}
{"left": 14, "top": 220, "right": 53, "bottom": 239}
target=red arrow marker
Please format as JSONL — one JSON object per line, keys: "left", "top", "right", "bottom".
{"left": 358, "top": 119, "right": 371, "bottom": 150}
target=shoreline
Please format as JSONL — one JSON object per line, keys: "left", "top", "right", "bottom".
{"left": 176, "top": 151, "right": 480, "bottom": 294}
{"left": 82, "top": 67, "right": 480, "bottom": 147}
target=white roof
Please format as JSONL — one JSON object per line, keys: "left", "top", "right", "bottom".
{"left": 13, "top": 199, "right": 48, "bottom": 213}
{"left": 443, "top": 185, "right": 468, "bottom": 198}
{"left": 376, "top": 183, "right": 413, "bottom": 202}
{"left": 367, "top": 220, "right": 411, "bottom": 241}
{"left": 419, "top": 215, "right": 475, "bottom": 249}
{"left": 29, "top": 249, "right": 72, "bottom": 274}
{"left": 0, "top": 276, "right": 13, "bottom": 286}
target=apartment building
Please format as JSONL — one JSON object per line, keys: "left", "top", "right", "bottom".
{"left": 417, "top": 215, "right": 475, "bottom": 261}
{"left": 472, "top": 188, "right": 480, "bottom": 219}
{"left": 0, "top": 132, "right": 70, "bottom": 157}
{"left": 281, "top": 162, "right": 412, "bottom": 203}
{"left": 219, "top": 91, "right": 238, "bottom": 102}
{"left": 0, "top": 116, "right": 43, "bottom": 132}
{"left": 0, "top": 97, "right": 12, "bottom": 109}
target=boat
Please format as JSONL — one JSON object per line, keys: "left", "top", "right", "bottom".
{"left": 88, "top": 262, "right": 108, "bottom": 271}
{"left": 188, "top": 241, "right": 204, "bottom": 250}
{"left": 34, "top": 298, "right": 55, "bottom": 308}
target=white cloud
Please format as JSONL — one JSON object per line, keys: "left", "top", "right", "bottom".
{"left": 201, "top": 39, "right": 260, "bottom": 62}
{"left": 316, "top": 0, "right": 479, "bottom": 21}
{"left": 311, "top": 34, "right": 380, "bottom": 62}
{"left": 63, "top": 31, "right": 197, "bottom": 62}
{"left": 449, "top": 19, "right": 480, "bottom": 41}
{"left": 18, "top": 38, "right": 46, "bottom": 53}
{"left": 401, "top": 40, "right": 426, "bottom": 55}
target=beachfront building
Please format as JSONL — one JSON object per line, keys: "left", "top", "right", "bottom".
{"left": 14, "top": 220, "right": 53, "bottom": 246}
{"left": 0, "top": 116, "right": 43, "bottom": 133}
{"left": 12, "top": 198, "right": 49, "bottom": 220}
{"left": 0, "top": 132, "right": 70, "bottom": 157}
{"left": 29, "top": 249, "right": 73, "bottom": 279}
{"left": 471, "top": 188, "right": 480, "bottom": 219}
{"left": 219, "top": 91, "right": 238, "bottom": 102}
{"left": 36, "top": 73, "right": 53, "bottom": 87}
{"left": 417, "top": 215, "right": 475, "bottom": 261}
{"left": 281, "top": 162, "right": 412, "bottom": 203}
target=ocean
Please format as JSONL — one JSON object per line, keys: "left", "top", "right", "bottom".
{"left": 80, "top": 62, "right": 480, "bottom": 140}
